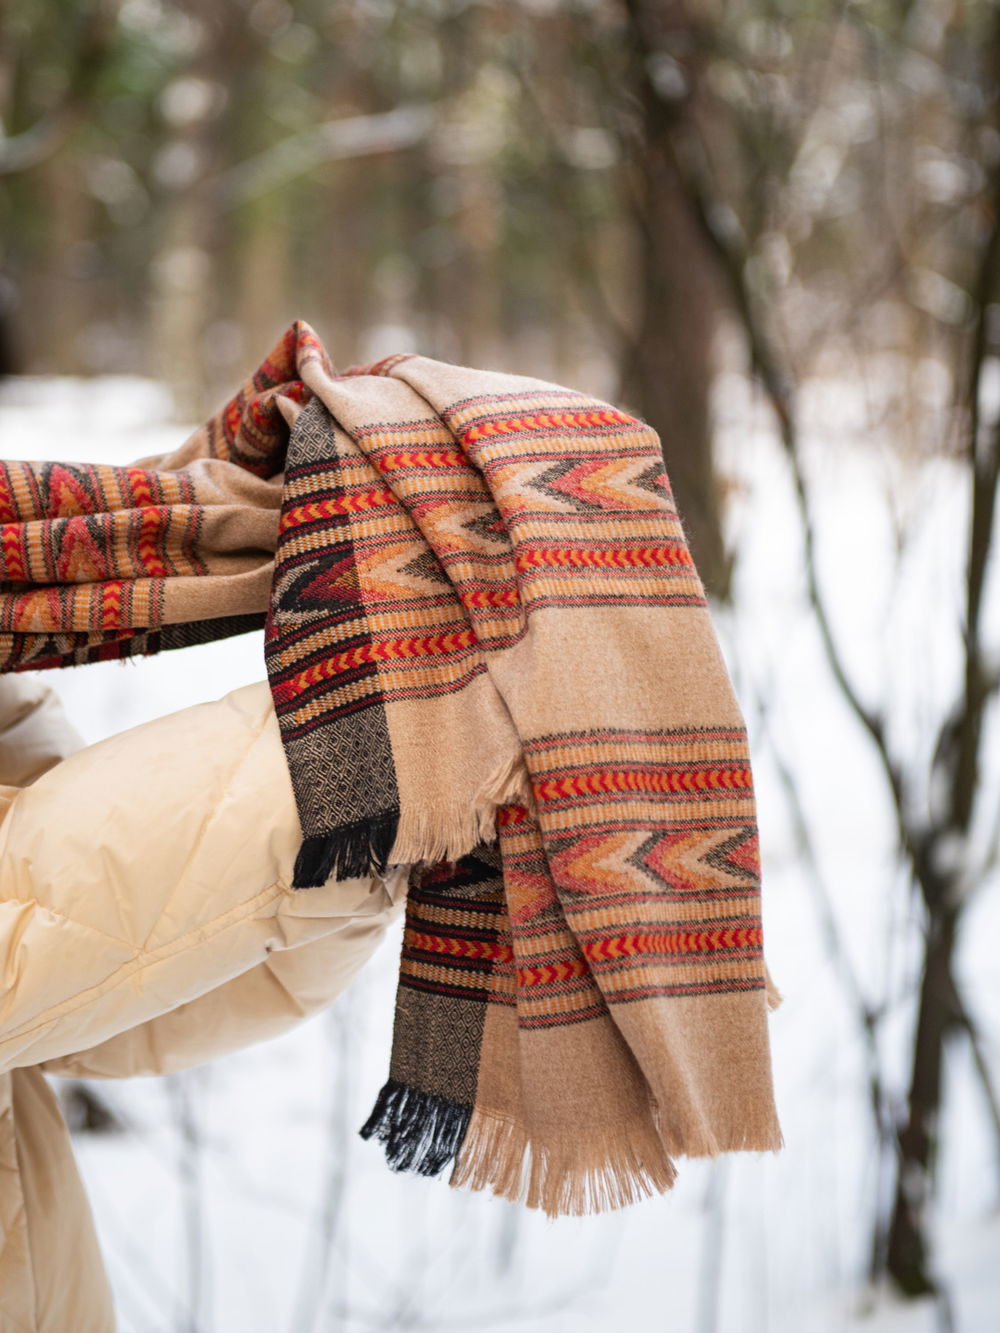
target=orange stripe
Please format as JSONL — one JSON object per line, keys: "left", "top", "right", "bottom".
{"left": 125, "top": 468, "right": 156, "bottom": 508}
{"left": 584, "top": 928, "right": 763, "bottom": 961}
{"left": 0, "top": 525, "right": 26, "bottom": 581}
{"left": 136, "top": 507, "right": 169, "bottom": 577}
{"left": 461, "top": 408, "right": 634, "bottom": 444}
{"left": 515, "top": 545, "right": 692, "bottom": 572}
{"left": 379, "top": 449, "right": 466, "bottom": 469}
{"left": 279, "top": 487, "right": 397, "bottom": 532}
{"left": 497, "top": 804, "right": 529, "bottom": 826}
{"left": 460, "top": 586, "right": 520, "bottom": 609}
{"left": 516, "top": 957, "right": 590, "bottom": 987}
{"left": 0, "top": 470, "right": 17, "bottom": 523}
{"left": 99, "top": 580, "right": 125, "bottom": 630}
{"left": 272, "top": 627, "right": 478, "bottom": 703}
{"left": 533, "top": 767, "right": 752, "bottom": 802}
{"left": 406, "top": 932, "right": 513, "bottom": 964}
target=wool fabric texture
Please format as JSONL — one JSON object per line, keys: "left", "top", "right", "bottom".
{"left": 0, "top": 323, "right": 784, "bottom": 1215}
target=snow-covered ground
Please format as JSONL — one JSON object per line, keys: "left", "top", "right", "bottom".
{"left": 0, "top": 368, "right": 997, "bottom": 1333}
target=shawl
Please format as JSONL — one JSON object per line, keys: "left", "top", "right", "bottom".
{"left": 0, "top": 323, "right": 783, "bottom": 1215}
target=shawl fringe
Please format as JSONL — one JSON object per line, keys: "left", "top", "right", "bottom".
{"left": 359, "top": 1079, "right": 472, "bottom": 1176}
{"left": 654, "top": 1104, "right": 786, "bottom": 1159}
{"left": 387, "top": 752, "right": 534, "bottom": 867}
{"left": 292, "top": 809, "right": 400, "bottom": 888}
{"left": 450, "top": 1105, "right": 679, "bottom": 1219}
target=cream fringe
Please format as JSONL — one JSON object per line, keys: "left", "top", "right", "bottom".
{"left": 653, "top": 1095, "right": 786, "bottom": 1159}
{"left": 388, "top": 751, "right": 534, "bottom": 867}
{"left": 450, "top": 1105, "right": 678, "bottom": 1219}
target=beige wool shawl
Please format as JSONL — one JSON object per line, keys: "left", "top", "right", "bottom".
{"left": 0, "top": 324, "right": 783, "bottom": 1214}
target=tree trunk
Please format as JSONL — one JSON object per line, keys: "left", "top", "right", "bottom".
{"left": 885, "top": 906, "right": 958, "bottom": 1295}
{"left": 618, "top": 0, "right": 732, "bottom": 601}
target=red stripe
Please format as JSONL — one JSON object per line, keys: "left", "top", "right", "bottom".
{"left": 583, "top": 928, "right": 763, "bottom": 961}
{"left": 272, "top": 627, "right": 479, "bottom": 704}
{"left": 515, "top": 545, "right": 692, "bottom": 572}
{"left": 497, "top": 804, "right": 530, "bottom": 826}
{"left": 517, "top": 957, "right": 590, "bottom": 987}
{"left": 0, "top": 525, "right": 26, "bottom": 581}
{"left": 135, "top": 507, "right": 169, "bottom": 576}
{"left": 533, "top": 767, "right": 752, "bottom": 802}
{"left": 378, "top": 449, "right": 466, "bottom": 469}
{"left": 461, "top": 408, "right": 637, "bottom": 445}
{"left": 406, "top": 932, "right": 513, "bottom": 964}
{"left": 280, "top": 487, "right": 397, "bottom": 532}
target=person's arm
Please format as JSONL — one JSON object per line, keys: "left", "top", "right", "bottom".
{"left": 0, "top": 673, "right": 83, "bottom": 787}
{"left": 0, "top": 681, "right": 402, "bottom": 1078}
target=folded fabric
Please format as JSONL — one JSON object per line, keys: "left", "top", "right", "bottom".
{"left": 0, "top": 323, "right": 783, "bottom": 1215}
{"left": 0, "top": 330, "right": 304, "bottom": 668}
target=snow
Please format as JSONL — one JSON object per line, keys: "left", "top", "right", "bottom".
{"left": 1, "top": 370, "right": 998, "bottom": 1332}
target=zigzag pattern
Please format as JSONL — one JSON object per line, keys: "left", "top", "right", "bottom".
{"left": 98, "top": 581, "right": 122, "bottom": 629}
{"left": 134, "top": 508, "right": 170, "bottom": 577}
{"left": 0, "top": 525, "right": 25, "bottom": 581}
{"left": 272, "top": 628, "right": 478, "bottom": 706}
{"left": 279, "top": 486, "right": 397, "bottom": 531}
{"left": 533, "top": 765, "right": 752, "bottom": 804}
{"left": 460, "top": 407, "right": 633, "bottom": 444}
{"left": 213, "top": 321, "right": 318, "bottom": 474}
{"left": 405, "top": 932, "right": 513, "bottom": 965}
{"left": 291, "top": 386, "right": 709, "bottom": 681}
{"left": 582, "top": 928, "right": 763, "bottom": 963}
{"left": 629, "top": 824, "right": 761, "bottom": 895}
{"left": 515, "top": 544, "right": 693, "bottom": 572}
{"left": 0, "top": 454, "right": 217, "bottom": 662}
{"left": 495, "top": 726, "right": 767, "bottom": 1011}
{"left": 397, "top": 849, "right": 517, "bottom": 1015}
{"left": 516, "top": 957, "right": 590, "bottom": 988}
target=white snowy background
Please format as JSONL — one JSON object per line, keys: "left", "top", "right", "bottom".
{"left": 0, "top": 364, "right": 997, "bottom": 1333}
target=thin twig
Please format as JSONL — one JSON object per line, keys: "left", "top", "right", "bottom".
{"left": 214, "top": 105, "right": 436, "bottom": 209}
{"left": 953, "top": 1005, "right": 1000, "bottom": 1187}
{"left": 668, "top": 118, "right": 921, "bottom": 878}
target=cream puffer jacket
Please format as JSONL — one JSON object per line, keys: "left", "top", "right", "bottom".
{"left": 0, "top": 674, "right": 405, "bottom": 1333}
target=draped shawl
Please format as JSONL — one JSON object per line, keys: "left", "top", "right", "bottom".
{"left": 0, "top": 323, "right": 783, "bottom": 1214}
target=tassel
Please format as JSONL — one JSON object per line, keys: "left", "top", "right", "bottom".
{"left": 292, "top": 808, "right": 400, "bottom": 888}
{"left": 359, "top": 1079, "right": 472, "bottom": 1177}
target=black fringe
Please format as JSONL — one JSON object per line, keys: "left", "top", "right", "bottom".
{"left": 292, "top": 808, "right": 400, "bottom": 888}
{"left": 359, "top": 1079, "right": 473, "bottom": 1177}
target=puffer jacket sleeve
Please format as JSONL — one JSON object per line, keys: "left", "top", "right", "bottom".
{"left": 0, "top": 676, "right": 118, "bottom": 1333}
{"left": 0, "top": 673, "right": 84, "bottom": 786}
{"left": 0, "top": 680, "right": 403, "bottom": 1079}
{"left": 40, "top": 863, "right": 406, "bottom": 1079}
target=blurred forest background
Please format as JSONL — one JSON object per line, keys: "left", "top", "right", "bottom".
{"left": 3, "top": 2, "right": 1000, "bottom": 1331}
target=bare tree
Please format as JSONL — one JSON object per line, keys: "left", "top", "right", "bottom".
{"left": 662, "top": 3, "right": 1000, "bottom": 1304}
{"left": 618, "top": 0, "right": 733, "bottom": 601}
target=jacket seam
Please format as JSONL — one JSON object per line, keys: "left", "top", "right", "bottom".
{"left": 0, "top": 898, "right": 145, "bottom": 951}
{"left": 0, "top": 879, "right": 289, "bottom": 1056}
{"left": 138, "top": 704, "right": 272, "bottom": 953}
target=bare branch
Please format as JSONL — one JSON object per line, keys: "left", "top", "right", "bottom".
{"left": 214, "top": 105, "right": 436, "bottom": 209}
{"left": 500, "top": 58, "right": 636, "bottom": 361}
{"left": 658, "top": 113, "right": 921, "bottom": 871}
{"left": 764, "top": 696, "right": 897, "bottom": 1124}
